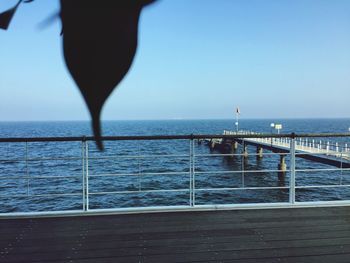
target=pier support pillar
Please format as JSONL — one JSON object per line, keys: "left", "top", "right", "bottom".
{"left": 243, "top": 144, "right": 248, "bottom": 158}
{"left": 256, "top": 147, "right": 263, "bottom": 159}
{"left": 232, "top": 141, "right": 238, "bottom": 151}
{"left": 278, "top": 155, "right": 287, "bottom": 172}
{"left": 209, "top": 140, "right": 216, "bottom": 151}
{"left": 230, "top": 141, "right": 238, "bottom": 153}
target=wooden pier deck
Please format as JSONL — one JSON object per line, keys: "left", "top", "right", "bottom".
{"left": 2, "top": 206, "right": 350, "bottom": 262}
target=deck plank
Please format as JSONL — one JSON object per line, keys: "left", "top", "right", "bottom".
{"left": 1, "top": 206, "right": 350, "bottom": 262}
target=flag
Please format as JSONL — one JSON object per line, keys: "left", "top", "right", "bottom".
{"left": 236, "top": 107, "right": 240, "bottom": 115}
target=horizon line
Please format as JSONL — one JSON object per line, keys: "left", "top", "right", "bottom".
{"left": 0, "top": 117, "right": 350, "bottom": 122}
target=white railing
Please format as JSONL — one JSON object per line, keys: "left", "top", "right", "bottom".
{"left": 0, "top": 133, "right": 349, "bottom": 217}
{"left": 224, "top": 130, "right": 350, "bottom": 159}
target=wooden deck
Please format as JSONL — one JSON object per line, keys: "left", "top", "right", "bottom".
{"left": 2, "top": 206, "right": 350, "bottom": 262}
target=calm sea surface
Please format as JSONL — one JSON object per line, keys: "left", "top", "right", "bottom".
{"left": 0, "top": 119, "right": 350, "bottom": 212}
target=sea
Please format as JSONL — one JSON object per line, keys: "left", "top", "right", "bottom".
{"left": 0, "top": 118, "right": 350, "bottom": 213}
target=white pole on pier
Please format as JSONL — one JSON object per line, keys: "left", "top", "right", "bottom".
{"left": 289, "top": 138, "right": 296, "bottom": 204}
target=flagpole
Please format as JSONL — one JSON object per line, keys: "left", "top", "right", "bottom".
{"left": 236, "top": 111, "right": 238, "bottom": 132}
{"left": 235, "top": 107, "right": 240, "bottom": 133}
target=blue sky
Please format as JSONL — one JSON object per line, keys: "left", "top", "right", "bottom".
{"left": 0, "top": 0, "right": 350, "bottom": 121}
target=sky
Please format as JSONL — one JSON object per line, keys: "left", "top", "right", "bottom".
{"left": 0, "top": 0, "right": 350, "bottom": 121}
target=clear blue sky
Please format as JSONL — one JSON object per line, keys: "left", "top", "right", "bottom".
{"left": 1, "top": 0, "right": 350, "bottom": 121}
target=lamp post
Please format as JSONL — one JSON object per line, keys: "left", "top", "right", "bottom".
{"left": 275, "top": 124, "right": 282, "bottom": 134}
{"left": 270, "top": 123, "right": 275, "bottom": 134}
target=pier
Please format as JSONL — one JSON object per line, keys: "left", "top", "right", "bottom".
{"left": 205, "top": 130, "right": 350, "bottom": 170}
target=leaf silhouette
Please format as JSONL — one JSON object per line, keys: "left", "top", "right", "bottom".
{"left": 0, "top": 0, "right": 22, "bottom": 30}
{"left": 60, "top": 0, "right": 156, "bottom": 150}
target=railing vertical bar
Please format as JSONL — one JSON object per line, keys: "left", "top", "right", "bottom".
{"left": 241, "top": 141, "right": 245, "bottom": 188}
{"left": 25, "top": 142, "right": 29, "bottom": 196}
{"left": 192, "top": 138, "right": 196, "bottom": 206}
{"left": 340, "top": 152, "right": 343, "bottom": 185}
{"left": 82, "top": 140, "right": 86, "bottom": 211}
{"left": 138, "top": 142, "right": 141, "bottom": 191}
{"left": 85, "top": 141, "right": 89, "bottom": 211}
{"left": 290, "top": 136, "right": 296, "bottom": 204}
{"left": 189, "top": 139, "right": 192, "bottom": 206}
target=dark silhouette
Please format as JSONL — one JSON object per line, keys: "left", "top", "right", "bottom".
{"left": 0, "top": 0, "right": 156, "bottom": 150}
{"left": 0, "top": 0, "right": 20, "bottom": 30}
{"left": 0, "top": 0, "right": 34, "bottom": 29}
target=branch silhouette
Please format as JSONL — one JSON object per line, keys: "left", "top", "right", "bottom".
{"left": 0, "top": 0, "right": 156, "bottom": 150}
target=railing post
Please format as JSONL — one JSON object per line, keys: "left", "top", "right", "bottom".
{"left": 25, "top": 141, "right": 29, "bottom": 196}
{"left": 189, "top": 137, "right": 195, "bottom": 207}
{"left": 82, "top": 139, "right": 86, "bottom": 211}
{"left": 192, "top": 137, "right": 196, "bottom": 206}
{"left": 85, "top": 140, "right": 89, "bottom": 211}
{"left": 82, "top": 137, "right": 89, "bottom": 211}
{"left": 327, "top": 141, "right": 329, "bottom": 153}
{"left": 289, "top": 134, "right": 296, "bottom": 204}
{"left": 189, "top": 139, "right": 192, "bottom": 207}
{"left": 81, "top": 136, "right": 89, "bottom": 211}
{"left": 340, "top": 152, "right": 343, "bottom": 185}
{"left": 241, "top": 140, "right": 245, "bottom": 188}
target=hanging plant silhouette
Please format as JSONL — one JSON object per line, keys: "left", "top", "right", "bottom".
{"left": 0, "top": 0, "right": 156, "bottom": 150}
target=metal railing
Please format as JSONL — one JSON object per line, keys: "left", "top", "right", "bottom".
{"left": 0, "top": 133, "right": 350, "bottom": 217}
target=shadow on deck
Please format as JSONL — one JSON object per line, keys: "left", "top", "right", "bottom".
{"left": 1, "top": 206, "right": 350, "bottom": 262}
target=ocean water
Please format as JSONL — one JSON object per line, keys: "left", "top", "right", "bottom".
{"left": 0, "top": 119, "right": 350, "bottom": 213}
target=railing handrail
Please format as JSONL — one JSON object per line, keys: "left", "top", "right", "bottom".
{"left": 0, "top": 132, "right": 349, "bottom": 143}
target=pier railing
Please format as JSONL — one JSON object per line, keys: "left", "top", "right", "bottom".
{"left": 0, "top": 133, "right": 350, "bottom": 217}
